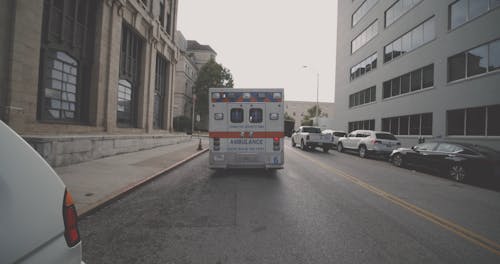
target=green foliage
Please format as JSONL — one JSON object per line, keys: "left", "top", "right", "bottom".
{"left": 284, "top": 112, "right": 295, "bottom": 122}
{"left": 306, "top": 105, "right": 322, "bottom": 118}
{"left": 193, "top": 59, "right": 234, "bottom": 118}
{"left": 301, "top": 119, "right": 313, "bottom": 126}
{"left": 173, "top": 115, "right": 192, "bottom": 133}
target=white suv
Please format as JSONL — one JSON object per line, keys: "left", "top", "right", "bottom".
{"left": 337, "top": 130, "right": 401, "bottom": 158}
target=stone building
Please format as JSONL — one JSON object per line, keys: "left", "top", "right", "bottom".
{"left": 173, "top": 31, "right": 198, "bottom": 119}
{"left": 0, "top": 0, "right": 191, "bottom": 167}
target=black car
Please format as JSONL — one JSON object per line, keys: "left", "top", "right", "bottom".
{"left": 389, "top": 141, "right": 500, "bottom": 183}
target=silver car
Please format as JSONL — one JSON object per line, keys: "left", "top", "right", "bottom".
{"left": 0, "top": 121, "right": 84, "bottom": 264}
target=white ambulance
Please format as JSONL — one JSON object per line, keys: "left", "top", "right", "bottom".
{"left": 208, "top": 88, "right": 284, "bottom": 169}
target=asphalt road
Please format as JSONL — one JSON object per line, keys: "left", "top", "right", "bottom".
{"left": 80, "top": 140, "right": 500, "bottom": 264}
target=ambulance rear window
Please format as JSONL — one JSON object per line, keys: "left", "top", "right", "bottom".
{"left": 249, "top": 108, "right": 263, "bottom": 123}
{"left": 230, "top": 108, "right": 244, "bottom": 123}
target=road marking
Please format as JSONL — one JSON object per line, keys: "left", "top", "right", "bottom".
{"left": 289, "top": 147, "right": 500, "bottom": 256}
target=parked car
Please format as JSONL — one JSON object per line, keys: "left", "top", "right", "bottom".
{"left": 390, "top": 141, "right": 500, "bottom": 183}
{"left": 337, "top": 130, "right": 401, "bottom": 158}
{"left": 291, "top": 126, "right": 333, "bottom": 152}
{"left": 0, "top": 121, "right": 85, "bottom": 264}
{"left": 321, "top": 129, "right": 347, "bottom": 149}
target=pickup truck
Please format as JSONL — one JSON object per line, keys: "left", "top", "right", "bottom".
{"left": 291, "top": 126, "right": 333, "bottom": 152}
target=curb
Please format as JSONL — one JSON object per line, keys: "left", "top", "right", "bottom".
{"left": 78, "top": 148, "right": 209, "bottom": 219}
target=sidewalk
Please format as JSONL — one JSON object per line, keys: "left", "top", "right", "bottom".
{"left": 55, "top": 137, "right": 208, "bottom": 217}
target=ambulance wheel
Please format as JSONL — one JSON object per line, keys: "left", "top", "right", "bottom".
{"left": 292, "top": 138, "right": 296, "bottom": 147}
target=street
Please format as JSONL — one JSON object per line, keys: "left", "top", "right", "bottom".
{"left": 80, "top": 140, "right": 500, "bottom": 264}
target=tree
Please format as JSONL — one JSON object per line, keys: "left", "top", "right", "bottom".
{"left": 193, "top": 59, "right": 234, "bottom": 129}
{"left": 284, "top": 112, "right": 295, "bottom": 122}
{"left": 306, "top": 105, "right": 322, "bottom": 118}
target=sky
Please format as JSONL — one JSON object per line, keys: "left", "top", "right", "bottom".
{"left": 177, "top": 0, "right": 338, "bottom": 103}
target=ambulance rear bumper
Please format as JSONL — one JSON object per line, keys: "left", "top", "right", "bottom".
{"left": 209, "top": 151, "right": 284, "bottom": 169}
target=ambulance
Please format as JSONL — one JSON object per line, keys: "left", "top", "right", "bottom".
{"left": 208, "top": 88, "right": 284, "bottom": 169}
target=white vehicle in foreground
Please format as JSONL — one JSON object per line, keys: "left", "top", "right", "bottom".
{"left": 291, "top": 126, "right": 333, "bottom": 152}
{"left": 208, "top": 88, "right": 284, "bottom": 169}
{"left": 0, "top": 121, "right": 84, "bottom": 264}
{"left": 337, "top": 130, "right": 401, "bottom": 158}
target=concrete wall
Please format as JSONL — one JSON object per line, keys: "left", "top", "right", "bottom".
{"left": 335, "top": 0, "right": 500, "bottom": 150}
{"left": 25, "top": 134, "right": 190, "bottom": 167}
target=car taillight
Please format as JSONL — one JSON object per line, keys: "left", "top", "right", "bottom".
{"left": 273, "top": 137, "right": 280, "bottom": 151}
{"left": 63, "top": 189, "right": 80, "bottom": 247}
{"left": 213, "top": 138, "right": 220, "bottom": 151}
{"left": 372, "top": 140, "right": 382, "bottom": 144}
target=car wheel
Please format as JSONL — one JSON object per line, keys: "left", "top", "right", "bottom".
{"left": 449, "top": 164, "right": 466, "bottom": 182}
{"left": 323, "top": 147, "right": 329, "bottom": 153}
{"left": 359, "top": 145, "right": 367, "bottom": 158}
{"left": 392, "top": 153, "right": 404, "bottom": 167}
{"left": 337, "top": 143, "right": 344, "bottom": 153}
{"left": 292, "top": 138, "right": 296, "bottom": 147}
{"left": 301, "top": 140, "right": 307, "bottom": 151}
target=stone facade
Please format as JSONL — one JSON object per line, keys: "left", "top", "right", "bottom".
{"left": 0, "top": 0, "right": 189, "bottom": 166}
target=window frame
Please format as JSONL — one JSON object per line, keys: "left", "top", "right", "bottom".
{"left": 448, "top": 39, "right": 500, "bottom": 83}
{"left": 447, "top": 104, "right": 500, "bottom": 136}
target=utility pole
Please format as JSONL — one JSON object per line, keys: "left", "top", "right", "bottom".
{"left": 191, "top": 93, "right": 196, "bottom": 135}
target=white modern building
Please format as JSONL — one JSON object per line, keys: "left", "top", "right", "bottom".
{"left": 335, "top": 0, "right": 500, "bottom": 149}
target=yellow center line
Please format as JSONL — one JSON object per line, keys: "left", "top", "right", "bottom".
{"left": 288, "top": 147, "right": 500, "bottom": 256}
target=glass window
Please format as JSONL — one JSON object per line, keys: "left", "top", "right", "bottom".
{"left": 349, "top": 95, "right": 354, "bottom": 108}
{"left": 390, "top": 117, "right": 399, "bottom": 135}
{"left": 369, "top": 119, "right": 375, "bottom": 130}
{"left": 352, "top": 0, "right": 378, "bottom": 27}
{"left": 360, "top": 91, "right": 365, "bottom": 105}
{"left": 372, "top": 54, "right": 378, "bottom": 68}
{"left": 391, "top": 78, "right": 401, "bottom": 96}
{"left": 382, "top": 118, "right": 390, "bottom": 132}
{"left": 421, "top": 113, "right": 433, "bottom": 135}
{"left": 43, "top": 51, "right": 79, "bottom": 121}
{"left": 423, "top": 18, "right": 435, "bottom": 43}
{"left": 409, "top": 114, "right": 421, "bottom": 135}
{"left": 385, "top": 6, "right": 394, "bottom": 27}
{"left": 352, "top": 21, "right": 378, "bottom": 53}
{"left": 411, "top": 24, "right": 424, "bottom": 48}
{"left": 469, "top": 0, "right": 489, "bottom": 19}
{"left": 401, "top": 73, "right": 410, "bottom": 94}
{"left": 436, "top": 143, "right": 463, "bottom": 153}
{"left": 383, "top": 81, "right": 391, "bottom": 99}
{"left": 370, "top": 86, "right": 376, "bottom": 102}
{"left": 448, "top": 52, "right": 466, "bottom": 81}
{"left": 376, "top": 133, "right": 397, "bottom": 140}
{"left": 384, "top": 43, "right": 393, "bottom": 62}
{"left": 385, "top": 0, "right": 422, "bottom": 27}
{"left": 422, "top": 64, "right": 434, "bottom": 88}
{"left": 467, "top": 45, "right": 488, "bottom": 77}
{"left": 364, "top": 88, "right": 370, "bottom": 103}
{"left": 450, "top": 0, "right": 467, "bottom": 29}
{"left": 393, "top": 38, "right": 402, "bottom": 59}
{"left": 411, "top": 69, "right": 422, "bottom": 91}
{"left": 249, "top": 108, "right": 263, "bottom": 123}
{"left": 117, "top": 79, "right": 133, "bottom": 125}
{"left": 487, "top": 104, "right": 500, "bottom": 135}
{"left": 402, "top": 33, "right": 412, "bottom": 53}
{"left": 400, "top": 116, "right": 409, "bottom": 135}
{"left": 447, "top": 109, "right": 465, "bottom": 135}
{"left": 230, "top": 108, "right": 244, "bottom": 123}
{"left": 466, "top": 107, "right": 486, "bottom": 135}
{"left": 489, "top": 40, "right": 500, "bottom": 72}
{"left": 415, "top": 142, "right": 438, "bottom": 151}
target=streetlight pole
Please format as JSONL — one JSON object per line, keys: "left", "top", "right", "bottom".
{"left": 316, "top": 72, "right": 319, "bottom": 120}
{"left": 302, "top": 65, "right": 320, "bottom": 125}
